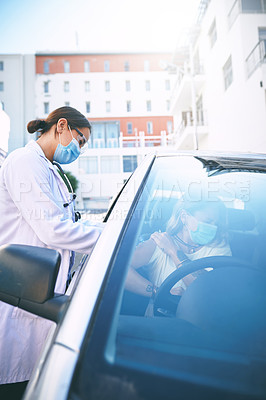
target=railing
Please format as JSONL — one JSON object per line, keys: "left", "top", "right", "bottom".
{"left": 228, "top": 0, "right": 266, "bottom": 28}
{"left": 88, "top": 132, "right": 174, "bottom": 149}
{"left": 170, "top": 63, "right": 205, "bottom": 105}
{"left": 89, "top": 138, "right": 120, "bottom": 148}
{"left": 246, "top": 40, "right": 266, "bottom": 77}
{"left": 228, "top": 0, "right": 240, "bottom": 27}
{"left": 197, "top": 0, "right": 211, "bottom": 23}
{"left": 177, "top": 110, "right": 208, "bottom": 137}
{"left": 119, "top": 131, "right": 172, "bottom": 148}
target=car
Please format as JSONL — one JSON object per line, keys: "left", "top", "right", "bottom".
{"left": 1, "top": 151, "right": 266, "bottom": 400}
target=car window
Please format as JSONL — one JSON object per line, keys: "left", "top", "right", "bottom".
{"left": 71, "top": 156, "right": 266, "bottom": 398}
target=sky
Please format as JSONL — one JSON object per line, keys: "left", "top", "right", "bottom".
{"left": 0, "top": 0, "right": 199, "bottom": 54}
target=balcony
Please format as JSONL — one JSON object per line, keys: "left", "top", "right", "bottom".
{"left": 228, "top": 0, "right": 266, "bottom": 28}
{"left": 175, "top": 110, "right": 208, "bottom": 150}
{"left": 246, "top": 40, "right": 266, "bottom": 77}
{"left": 88, "top": 131, "right": 175, "bottom": 149}
{"left": 119, "top": 131, "right": 174, "bottom": 148}
{"left": 197, "top": 0, "right": 211, "bottom": 23}
{"left": 170, "top": 64, "right": 205, "bottom": 113}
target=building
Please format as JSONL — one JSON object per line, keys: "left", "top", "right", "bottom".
{"left": 171, "top": 0, "right": 266, "bottom": 152}
{"left": 35, "top": 52, "right": 174, "bottom": 146}
{"left": 0, "top": 54, "right": 35, "bottom": 153}
{"left": 35, "top": 52, "right": 176, "bottom": 211}
{"left": 3, "top": 1, "right": 265, "bottom": 211}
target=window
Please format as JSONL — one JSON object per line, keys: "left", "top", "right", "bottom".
{"left": 144, "top": 60, "right": 150, "bottom": 72}
{"left": 127, "top": 122, "right": 133, "bottom": 134}
{"left": 64, "top": 61, "right": 70, "bottom": 73}
{"left": 106, "top": 101, "right": 111, "bottom": 113}
{"left": 241, "top": 0, "right": 266, "bottom": 12}
{"left": 1, "top": 101, "right": 4, "bottom": 110}
{"left": 64, "top": 81, "right": 70, "bottom": 92}
{"left": 124, "top": 61, "right": 130, "bottom": 71}
{"left": 0, "top": 82, "right": 4, "bottom": 91}
{"left": 125, "top": 80, "right": 131, "bottom": 91}
{"left": 123, "top": 155, "right": 137, "bottom": 172}
{"left": 145, "top": 80, "right": 151, "bottom": 91}
{"left": 86, "top": 102, "right": 91, "bottom": 113}
{"left": 166, "top": 100, "right": 170, "bottom": 111}
{"left": 44, "top": 102, "right": 49, "bottom": 114}
{"left": 104, "top": 60, "right": 110, "bottom": 72}
{"left": 44, "top": 82, "right": 49, "bottom": 93}
{"left": 0, "top": 61, "right": 3, "bottom": 71}
{"left": 86, "top": 156, "right": 266, "bottom": 400}
{"left": 147, "top": 121, "right": 153, "bottom": 134}
{"left": 197, "top": 96, "right": 205, "bottom": 125}
{"left": 85, "top": 81, "right": 90, "bottom": 92}
{"left": 105, "top": 81, "right": 110, "bottom": 91}
{"left": 127, "top": 101, "right": 131, "bottom": 112}
{"left": 79, "top": 156, "right": 98, "bottom": 174}
{"left": 209, "top": 19, "right": 217, "bottom": 48}
{"left": 91, "top": 123, "right": 105, "bottom": 148}
{"left": 165, "top": 80, "right": 170, "bottom": 91}
{"left": 106, "top": 123, "right": 119, "bottom": 148}
{"left": 100, "top": 155, "right": 120, "bottom": 173}
{"left": 146, "top": 100, "right": 151, "bottom": 112}
{"left": 259, "top": 26, "right": 266, "bottom": 40}
{"left": 90, "top": 121, "right": 119, "bottom": 148}
{"left": 167, "top": 120, "right": 173, "bottom": 133}
{"left": 259, "top": 27, "right": 266, "bottom": 61}
{"left": 65, "top": 102, "right": 70, "bottom": 106}
{"left": 44, "top": 61, "right": 49, "bottom": 74}
{"left": 84, "top": 60, "right": 90, "bottom": 72}
{"left": 223, "top": 56, "right": 233, "bottom": 90}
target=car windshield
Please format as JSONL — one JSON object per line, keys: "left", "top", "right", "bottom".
{"left": 101, "top": 155, "right": 266, "bottom": 395}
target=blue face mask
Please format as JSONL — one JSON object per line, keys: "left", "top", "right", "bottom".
{"left": 53, "top": 127, "right": 81, "bottom": 164}
{"left": 188, "top": 220, "right": 218, "bottom": 246}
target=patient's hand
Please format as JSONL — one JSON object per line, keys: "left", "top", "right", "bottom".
{"left": 170, "top": 286, "right": 184, "bottom": 296}
{"left": 151, "top": 232, "right": 181, "bottom": 265}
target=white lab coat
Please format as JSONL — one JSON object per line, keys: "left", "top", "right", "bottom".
{"left": 0, "top": 140, "right": 102, "bottom": 384}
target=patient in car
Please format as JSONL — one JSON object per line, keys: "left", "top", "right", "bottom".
{"left": 125, "top": 198, "right": 232, "bottom": 312}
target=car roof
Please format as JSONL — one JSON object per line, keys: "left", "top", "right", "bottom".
{"left": 155, "top": 151, "right": 266, "bottom": 171}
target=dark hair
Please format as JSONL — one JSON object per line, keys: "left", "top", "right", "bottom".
{"left": 27, "top": 106, "right": 91, "bottom": 134}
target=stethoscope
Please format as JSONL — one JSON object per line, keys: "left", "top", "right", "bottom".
{"left": 53, "top": 161, "right": 81, "bottom": 221}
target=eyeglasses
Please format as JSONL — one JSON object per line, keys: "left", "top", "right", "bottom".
{"left": 71, "top": 126, "right": 89, "bottom": 153}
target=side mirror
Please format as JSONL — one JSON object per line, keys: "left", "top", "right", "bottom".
{"left": 0, "top": 244, "right": 69, "bottom": 322}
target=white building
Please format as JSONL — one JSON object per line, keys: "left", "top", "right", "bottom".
{"left": 35, "top": 52, "right": 176, "bottom": 211}
{"left": 0, "top": 54, "right": 36, "bottom": 153}
{"left": 171, "top": 0, "right": 266, "bottom": 152}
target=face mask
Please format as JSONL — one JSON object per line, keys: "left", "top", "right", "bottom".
{"left": 53, "top": 127, "right": 81, "bottom": 164}
{"left": 188, "top": 220, "right": 218, "bottom": 246}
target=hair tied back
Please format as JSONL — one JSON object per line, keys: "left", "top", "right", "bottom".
{"left": 27, "top": 119, "right": 47, "bottom": 134}
{"left": 39, "top": 120, "right": 46, "bottom": 129}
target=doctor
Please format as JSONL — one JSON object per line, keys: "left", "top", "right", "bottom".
{"left": 0, "top": 106, "right": 103, "bottom": 396}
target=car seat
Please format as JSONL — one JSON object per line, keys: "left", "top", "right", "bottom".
{"left": 227, "top": 208, "right": 257, "bottom": 263}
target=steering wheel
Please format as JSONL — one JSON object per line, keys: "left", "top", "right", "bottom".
{"left": 153, "top": 256, "right": 253, "bottom": 317}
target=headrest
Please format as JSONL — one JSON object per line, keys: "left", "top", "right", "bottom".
{"left": 227, "top": 208, "right": 255, "bottom": 231}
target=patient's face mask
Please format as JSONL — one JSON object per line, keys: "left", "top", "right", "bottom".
{"left": 187, "top": 213, "right": 218, "bottom": 246}
{"left": 53, "top": 126, "right": 80, "bottom": 164}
